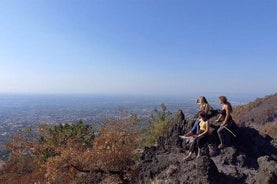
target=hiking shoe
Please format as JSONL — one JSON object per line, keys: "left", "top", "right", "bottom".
{"left": 179, "top": 135, "right": 195, "bottom": 143}
{"left": 185, "top": 132, "right": 194, "bottom": 137}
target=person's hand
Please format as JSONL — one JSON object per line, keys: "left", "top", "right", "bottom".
{"left": 215, "top": 119, "right": 219, "bottom": 122}
{"left": 193, "top": 135, "right": 198, "bottom": 138}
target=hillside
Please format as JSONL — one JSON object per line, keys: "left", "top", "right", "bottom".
{"left": 0, "top": 160, "right": 4, "bottom": 170}
{"left": 232, "top": 93, "right": 277, "bottom": 139}
{"left": 232, "top": 93, "right": 277, "bottom": 126}
{"left": 135, "top": 94, "right": 277, "bottom": 183}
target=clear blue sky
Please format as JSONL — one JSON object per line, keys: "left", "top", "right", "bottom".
{"left": 0, "top": 0, "right": 276, "bottom": 96}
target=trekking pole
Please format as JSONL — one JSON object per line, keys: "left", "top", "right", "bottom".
{"left": 223, "top": 126, "right": 237, "bottom": 138}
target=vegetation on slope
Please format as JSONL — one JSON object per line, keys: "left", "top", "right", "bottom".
{"left": 232, "top": 93, "right": 277, "bottom": 126}
{"left": 0, "top": 116, "right": 141, "bottom": 183}
{"left": 140, "top": 103, "right": 172, "bottom": 147}
{"left": 258, "top": 121, "right": 277, "bottom": 139}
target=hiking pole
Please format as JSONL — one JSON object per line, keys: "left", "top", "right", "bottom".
{"left": 223, "top": 126, "right": 237, "bottom": 138}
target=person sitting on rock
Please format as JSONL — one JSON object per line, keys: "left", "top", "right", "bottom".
{"left": 183, "top": 111, "right": 210, "bottom": 160}
{"left": 216, "top": 96, "right": 234, "bottom": 149}
{"left": 180, "top": 96, "right": 213, "bottom": 139}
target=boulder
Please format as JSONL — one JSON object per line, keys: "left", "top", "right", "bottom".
{"left": 254, "top": 156, "right": 277, "bottom": 184}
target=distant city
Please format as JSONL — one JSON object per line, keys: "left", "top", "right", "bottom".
{"left": 0, "top": 93, "right": 256, "bottom": 159}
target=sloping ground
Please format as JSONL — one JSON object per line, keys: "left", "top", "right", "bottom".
{"left": 134, "top": 110, "right": 277, "bottom": 184}
{"left": 232, "top": 93, "right": 277, "bottom": 126}
{"left": 0, "top": 160, "right": 4, "bottom": 170}
{"left": 258, "top": 121, "right": 277, "bottom": 139}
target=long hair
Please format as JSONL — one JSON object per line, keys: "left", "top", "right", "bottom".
{"left": 199, "top": 96, "right": 208, "bottom": 104}
{"left": 219, "top": 96, "right": 233, "bottom": 112}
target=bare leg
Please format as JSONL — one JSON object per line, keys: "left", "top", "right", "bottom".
{"left": 217, "top": 126, "right": 225, "bottom": 148}
{"left": 183, "top": 151, "right": 193, "bottom": 161}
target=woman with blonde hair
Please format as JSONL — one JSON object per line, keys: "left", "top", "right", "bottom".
{"left": 216, "top": 96, "right": 233, "bottom": 149}
{"left": 180, "top": 96, "right": 213, "bottom": 139}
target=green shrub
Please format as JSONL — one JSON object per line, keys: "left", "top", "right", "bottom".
{"left": 141, "top": 104, "right": 172, "bottom": 147}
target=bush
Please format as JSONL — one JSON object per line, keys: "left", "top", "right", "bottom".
{"left": 141, "top": 104, "right": 172, "bottom": 147}
{"left": 1, "top": 116, "right": 141, "bottom": 183}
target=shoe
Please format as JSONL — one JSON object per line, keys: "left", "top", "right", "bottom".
{"left": 180, "top": 135, "right": 195, "bottom": 143}
{"left": 218, "top": 144, "right": 224, "bottom": 149}
{"left": 185, "top": 132, "right": 193, "bottom": 137}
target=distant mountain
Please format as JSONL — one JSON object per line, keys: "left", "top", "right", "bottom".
{"left": 232, "top": 93, "right": 277, "bottom": 126}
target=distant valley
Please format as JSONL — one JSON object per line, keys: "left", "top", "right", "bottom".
{"left": 0, "top": 94, "right": 255, "bottom": 160}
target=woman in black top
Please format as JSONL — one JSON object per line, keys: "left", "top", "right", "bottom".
{"left": 216, "top": 96, "right": 233, "bottom": 149}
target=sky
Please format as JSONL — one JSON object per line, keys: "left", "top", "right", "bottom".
{"left": 0, "top": 0, "right": 276, "bottom": 97}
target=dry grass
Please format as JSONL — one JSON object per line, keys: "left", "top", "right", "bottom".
{"left": 258, "top": 121, "right": 277, "bottom": 139}
{"left": 232, "top": 94, "right": 277, "bottom": 126}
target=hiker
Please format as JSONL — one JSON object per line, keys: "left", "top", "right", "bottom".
{"left": 216, "top": 96, "right": 233, "bottom": 149}
{"left": 183, "top": 111, "right": 210, "bottom": 160}
{"left": 180, "top": 96, "right": 213, "bottom": 138}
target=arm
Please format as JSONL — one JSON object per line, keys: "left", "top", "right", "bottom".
{"left": 197, "top": 121, "right": 209, "bottom": 138}
{"left": 216, "top": 112, "right": 223, "bottom": 122}
{"left": 221, "top": 104, "right": 231, "bottom": 126}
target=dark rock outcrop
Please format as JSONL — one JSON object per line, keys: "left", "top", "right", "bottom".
{"left": 156, "top": 109, "right": 187, "bottom": 152}
{"left": 134, "top": 109, "right": 277, "bottom": 184}
{"left": 254, "top": 156, "right": 277, "bottom": 184}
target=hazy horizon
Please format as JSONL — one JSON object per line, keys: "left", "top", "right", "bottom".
{"left": 0, "top": 91, "right": 266, "bottom": 107}
{"left": 0, "top": 92, "right": 258, "bottom": 128}
{"left": 0, "top": 91, "right": 269, "bottom": 99}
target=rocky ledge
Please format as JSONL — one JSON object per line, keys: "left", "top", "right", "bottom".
{"left": 133, "top": 110, "right": 277, "bottom": 184}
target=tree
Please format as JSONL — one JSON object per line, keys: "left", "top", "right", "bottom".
{"left": 142, "top": 103, "right": 172, "bottom": 147}
{"left": 1, "top": 116, "right": 141, "bottom": 183}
